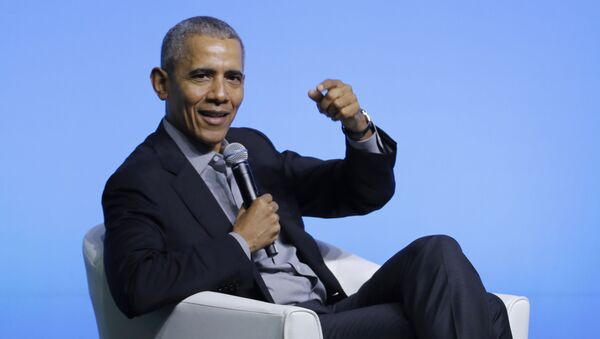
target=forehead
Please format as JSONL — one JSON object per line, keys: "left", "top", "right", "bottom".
{"left": 177, "top": 35, "right": 243, "bottom": 70}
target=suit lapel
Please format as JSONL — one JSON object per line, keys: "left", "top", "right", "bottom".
{"left": 152, "top": 124, "right": 233, "bottom": 239}
{"left": 171, "top": 165, "right": 234, "bottom": 238}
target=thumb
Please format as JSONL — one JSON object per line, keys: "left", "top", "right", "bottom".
{"left": 308, "top": 87, "right": 324, "bottom": 103}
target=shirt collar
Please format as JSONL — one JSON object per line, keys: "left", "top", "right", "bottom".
{"left": 162, "top": 118, "right": 229, "bottom": 173}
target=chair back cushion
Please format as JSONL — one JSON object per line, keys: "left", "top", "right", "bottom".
{"left": 83, "top": 224, "right": 170, "bottom": 339}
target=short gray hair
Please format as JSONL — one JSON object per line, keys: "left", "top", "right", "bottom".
{"left": 161, "top": 16, "right": 244, "bottom": 71}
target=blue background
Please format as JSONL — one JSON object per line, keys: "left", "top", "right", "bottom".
{"left": 1, "top": 1, "right": 598, "bottom": 338}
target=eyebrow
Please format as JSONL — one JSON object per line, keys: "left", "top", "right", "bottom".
{"left": 188, "top": 68, "right": 215, "bottom": 77}
{"left": 188, "top": 68, "right": 244, "bottom": 78}
{"left": 225, "top": 70, "right": 244, "bottom": 78}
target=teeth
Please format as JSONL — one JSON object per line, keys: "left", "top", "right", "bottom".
{"left": 199, "top": 111, "right": 228, "bottom": 117}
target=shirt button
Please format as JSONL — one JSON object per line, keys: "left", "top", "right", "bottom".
{"left": 213, "top": 156, "right": 220, "bottom": 162}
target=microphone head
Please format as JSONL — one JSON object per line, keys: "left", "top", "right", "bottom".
{"left": 223, "top": 142, "right": 248, "bottom": 166}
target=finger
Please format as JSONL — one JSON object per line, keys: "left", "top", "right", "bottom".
{"left": 308, "top": 88, "right": 324, "bottom": 103}
{"left": 319, "top": 96, "right": 332, "bottom": 115}
{"left": 271, "top": 222, "right": 281, "bottom": 236}
{"left": 270, "top": 213, "right": 280, "bottom": 224}
{"left": 320, "top": 87, "right": 344, "bottom": 116}
{"left": 260, "top": 193, "right": 273, "bottom": 203}
{"left": 318, "top": 79, "right": 343, "bottom": 92}
{"left": 331, "top": 102, "right": 360, "bottom": 122}
{"left": 324, "top": 87, "right": 345, "bottom": 101}
{"left": 271, "top": 201, "right": 279, "bottom": 213}
{"left": 326, "top": 104, "right": 339, "bottom": 118}
{"left": 340, "top": 102, "right": 360, "bottom": 118}
{"left": 332, "top": 94, "right": 356, "bottom": 114}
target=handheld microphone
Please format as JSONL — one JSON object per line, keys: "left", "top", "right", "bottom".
{"left": 223, "top": 142, "right": 278, "bottom": 258}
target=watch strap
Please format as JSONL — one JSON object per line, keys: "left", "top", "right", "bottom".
{"left": 342, "top": 109, "right": 375, "bottom": 140}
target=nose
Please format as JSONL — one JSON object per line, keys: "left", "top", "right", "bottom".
{"left": 207, "top": 77, "right": 228, "bottom": 104}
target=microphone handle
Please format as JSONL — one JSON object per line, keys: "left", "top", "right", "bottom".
{"left": 232, "top": 162, "right": 278, "bottom": 258}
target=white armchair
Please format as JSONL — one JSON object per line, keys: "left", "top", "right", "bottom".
{"left": 83, "top": 224, "right": 530, "bottom": 338}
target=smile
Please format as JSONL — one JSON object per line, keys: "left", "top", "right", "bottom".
{"left": 198, "top": 110, "right": 230, "bottom": 118}
{"left": 198, "top": 110, "right": 231, "bottom": 126}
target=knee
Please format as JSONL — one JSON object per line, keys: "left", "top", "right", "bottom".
{"left": 404, "top": 235, "right": 464, "bottom": 269}
{"left": 413, "top": 234, "right": 462, "bottom": 255}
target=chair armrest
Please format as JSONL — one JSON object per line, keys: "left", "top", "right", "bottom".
{"left": 493, "top": 293, "right": 530, "bottom": 339}
{"left": 156, "top": 292, "right": 322, "bottom": 339}
{"left": 316, "top": 240, "right": 379, "bottom": 295}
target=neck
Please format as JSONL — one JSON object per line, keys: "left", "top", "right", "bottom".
{"left": 163, "top": 116, "right": 222, "bottom": 154}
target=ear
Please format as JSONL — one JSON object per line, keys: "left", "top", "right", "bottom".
{"left": 150, "top": 67, "right": 169, "bottom": 100}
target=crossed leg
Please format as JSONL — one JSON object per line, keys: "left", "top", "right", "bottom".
{"left": 301, "top": 235, "right": 512, "bottom": 339}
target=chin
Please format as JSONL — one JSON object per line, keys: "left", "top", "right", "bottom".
{"left": 196, "top": 131, "right": 228, "bottom": 148}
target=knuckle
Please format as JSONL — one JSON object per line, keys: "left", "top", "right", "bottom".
{"left": 329, "top": 88, "right": 341, "bottom": 98}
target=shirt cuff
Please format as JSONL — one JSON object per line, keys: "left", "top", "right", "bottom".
{"left": 346, "top": 128, "right": 384, "bottom": 154}
{"left": 229, "top": 232, "right": 251, "bottom": 259}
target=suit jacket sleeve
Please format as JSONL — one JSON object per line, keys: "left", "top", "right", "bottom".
{"left": 248, "top": 127, "right": 397, "bottom": 218}
{"left": 287, "top": 128, "right": 397, "bottom": 217}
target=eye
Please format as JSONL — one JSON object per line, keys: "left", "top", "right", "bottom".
{"left": 188, "top": 69, "right": 214, "bottom": 81}
{"left": 227, "top": 75, "right": 242, "bottom": 83}
{"left": 191, "top": 72, "right": 210, "bottom": 80}
{"left": 226, "top": 73, "right": 244, "bottom": 85}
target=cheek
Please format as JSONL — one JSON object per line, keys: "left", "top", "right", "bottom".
{"left": 184, "top": 91, "right": 203, "bottom": 106}
{"left": 182, "top": 91, "right": 205, "bottom": 119}
{"left": 180, "top": 83, "right": 206, "bottom": 103}
{"left": 232, "top": 89, "right": 244, "bottom": 108}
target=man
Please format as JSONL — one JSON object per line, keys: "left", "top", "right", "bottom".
{"left": 102, "top": 16, "right": 512, "bottom": 338}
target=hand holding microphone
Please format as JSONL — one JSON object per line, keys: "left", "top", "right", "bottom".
{"left": 224, "top": 143, "right": 279, "bottom": 257}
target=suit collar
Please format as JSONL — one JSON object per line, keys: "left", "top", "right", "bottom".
{"left": 150, "top": 123, "right": 186, "bottom": 175}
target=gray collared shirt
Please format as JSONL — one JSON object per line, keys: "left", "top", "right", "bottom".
{"left": 163, "top": 118, "right": 383, "bottom": 305}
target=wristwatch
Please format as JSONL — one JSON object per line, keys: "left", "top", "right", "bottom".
{"left": 341, "top": 109, "right": 375, "bottom": 140}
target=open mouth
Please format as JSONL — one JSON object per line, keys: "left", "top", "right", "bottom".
{"left": 198, "top": 110, "right": 230, "bottom": 125}
{"left": 199, "top": 110, "right": 229, "bottom": 118}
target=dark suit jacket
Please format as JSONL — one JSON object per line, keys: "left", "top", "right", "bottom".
{"left": 102, "top": 123, "right": 397, "bottom": 318}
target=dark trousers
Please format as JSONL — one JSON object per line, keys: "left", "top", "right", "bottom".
{"left": 297, "top": 235, "right": 512, "bottom": 339}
